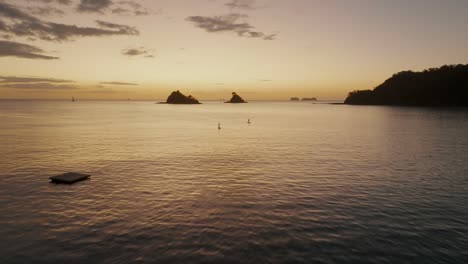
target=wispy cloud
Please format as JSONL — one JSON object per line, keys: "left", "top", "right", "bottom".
{"left": 225, "top": 0, "right": 256, "bottom": 10}
{"left": 29, "top": 0, "right": 73, "bottom": 5}
{"left": 112, "top": 1, "right": 153, "bottom": 16}
{"left": 0, "top": 76, "right": 72, "bottom": 83}
{"left": 0, "top": 40, "right": 58, "bottom": 59}
{"left": 77, "top": 0, "right": 113, "bottom": 13}
{"left": 76, "top": 0, "right": 153, "bottom": 15}
{"left": 1, "top": 34, "right": 13, "bottom": 40}
{"left": 121, "top": 47, "right": 155, "bottom": 58}
{"left": 95, "top": 20, "right": 139, "bottom": 34}
{"left": 0, "top": 83, "right": 77, "bottom": 89}
{"left": 186, "top": 13, "right": 276, "bottom": 40}
{"left": 27, "top": 6, "right": 65, "bottom": 17}
{"left": 187, "top": 13, "right": 250, "bottom": 33}
{"left": 0, "top": 1, "right": 139, "bottom": 42}
{"left": 27, "top": 0, "right": 153, "bottom": 16}
{"left": 100, "top": 81, "right": 139, "bottom": 85}
{"left": 0, "top": 75, "right": 77, "bottom": 89}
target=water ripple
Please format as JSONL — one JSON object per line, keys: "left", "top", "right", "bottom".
{"left": 1, "top": 101, "right": 467, "bottom": 263}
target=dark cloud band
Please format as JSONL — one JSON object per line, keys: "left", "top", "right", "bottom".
{"left": 0, "top": 74, "right": 77, "bottom": 90}
{"left": 0, "top": 2, "right": 139, "bottom": 42}
{"left": 0, "top": 83, "right": 77, "bottom": 89}
{"left": 0, "top": 40, "right": 58, "bottom": 59}
{"left": 0, "top": 76, "right": 72, "bottom": 83}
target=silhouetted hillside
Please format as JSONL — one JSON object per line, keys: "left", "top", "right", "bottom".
{"left": 166, "top": 90, "right": 200, "bottom": 104}
{"left": 345, "top": 64, "right": 468, "bottom": 106}
{"left": 226, "top": 92, "right": 247, "bottom": 103}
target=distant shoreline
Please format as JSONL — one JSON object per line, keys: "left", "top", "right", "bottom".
{"left": 0, "top": 99, "right": 345, "bottom": 103}
{"left": 344, "top": 64, "right": 468, "bottom": 107}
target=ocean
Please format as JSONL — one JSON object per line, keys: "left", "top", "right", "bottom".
{"left": 1, "top": 100, "right": 467, "bottom": 263}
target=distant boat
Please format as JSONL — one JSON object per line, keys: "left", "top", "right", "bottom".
{"left": 218, "top": 122, "right": 221, "bottom": 130}
{"left": 72, "top": 96, "right": 75, "bottom": 102}
{"left": 247, "top": 119, "right": 251, "bottom": 124}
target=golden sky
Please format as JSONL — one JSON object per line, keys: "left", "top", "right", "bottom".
{"left": 1, "top": 0, "right": 468, "bottom": 100}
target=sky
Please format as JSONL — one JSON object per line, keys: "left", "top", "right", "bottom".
{"left": 1, "top": 0, "right": 468, "bottom": 100}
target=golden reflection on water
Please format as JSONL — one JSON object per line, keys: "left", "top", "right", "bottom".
{"left": 1, "top": 101, "right": 468, "bottom": 263}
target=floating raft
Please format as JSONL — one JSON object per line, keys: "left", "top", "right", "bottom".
{"left": 49, "top": 172, "right": 90, "bottom": 184}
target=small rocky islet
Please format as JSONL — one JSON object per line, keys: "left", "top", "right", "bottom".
{"left": 164, "top": 90, "right": 201, "bottom": 104}
{"left": 160, "top": 91, "right": 248, "bottom": 104}
{"left": 225, "top": 92, "right": 247, "bottom": 103}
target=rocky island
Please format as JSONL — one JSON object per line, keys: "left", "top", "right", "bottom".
{"left": 290, "top": 97, "right": 300, "bottom": 101}
{"left": 165, "top": 90, "right": 201, "bottom": 104}
{"left": 302, "top": 97, "right": 317, "bottom": 101}
{"left": 344, "top": 64, "right": 468, "bottom": 106}
{"left": 226, "top": 92, "right": 247, "bottom": 103}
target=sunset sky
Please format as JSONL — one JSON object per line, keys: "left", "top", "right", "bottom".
{"left": 1, "top": 0, "right": 468, "bottom": 100}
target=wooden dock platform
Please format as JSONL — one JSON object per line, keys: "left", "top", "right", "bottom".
{"left": 49, "top": 172, "right": 90, "bottom": 184}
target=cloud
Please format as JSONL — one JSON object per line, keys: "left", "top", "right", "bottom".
{"left": 121, "top": 47, "right": 154, "bottom": 57}
{"left": 76, "top": 0, "right": 152, "bottom": 15}
{"left": 122, "top": 48, "right": 145, "bottom": 56}
{"left": 0, "top": 76, "right": 72, "bottom": 83}
{"left": 29, "top": 0, "right": 73, "bottom": 5}
{"left": 117, "top": 1, "right": 141, "bottom": 9}
{"left": 0, "top": 75, "right": 77, "bottom": 89}
{"left": 225, "top": 0, "right": 256, "bottom": 10}
{"left": 0, "top": 20, "right": 7, "bottom": 31}
{"left": 27, "top": 6, "right": 65, "bottom": 17}
{"left": 77, "top": 0, "right": 113, "bottom": 13}
{"left": 111, "top": 7, "right": 148, "bottom": 16}
{"left": 100, "top": 81, "right": 138, "bottom": 85}
{"left": 186, "top": 13, "right": 275, "bottom": 40}
{"left": 0, "top": 83, "right": 78, "bottom": 89}
{"left": 187, "top": 13, "right": 250, "bottom": 33}
{"left": 27, "top": 0, "right": 153, "bottom": 16}
{"left": 111, "top": 7, "right": 130, "bottom": 14}
{"left": 95, "top": 20, "right": 138, "bottom": 33}
{"left": 0, "top": 1, "right": 139, "bottom": 41}
{"left": 112, "top": 1, "right": 152, "bottom": 16}
{"left": 263, "top": 34, "right": 276, "bottom": 40}
{"left": 0, "top": 40, "right": 58, "bottom": 59}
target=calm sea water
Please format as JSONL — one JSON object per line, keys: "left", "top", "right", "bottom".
{"left": 0, "top": 100, "right": 467, "bottom": 264}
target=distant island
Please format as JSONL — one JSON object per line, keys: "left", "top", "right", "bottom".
{"left": 290, "top": 97, "right": 317, "bottom": 101}
{"left": 165, "top": 90, "right": 201, "bottom": 104}
{"left": 226, "top": 92, "right": 247, "bottom": 103}
{"left": 345, "top": 64, "right": 468, "bottom": 106}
